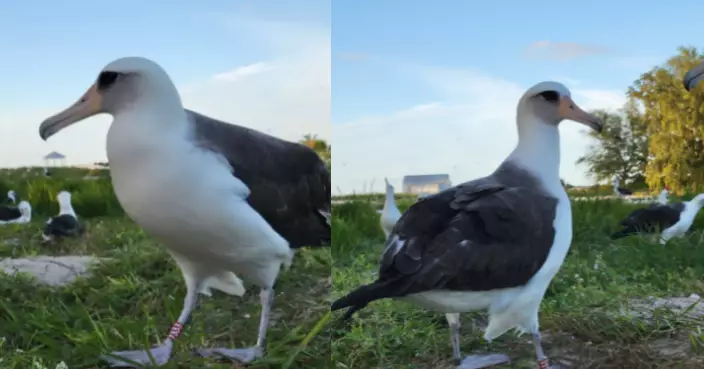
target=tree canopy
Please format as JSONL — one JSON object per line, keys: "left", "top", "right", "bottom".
{"left": 576, "top": 102, "right": 648, "bottom": 185}
{"left": 300, "top": 133, "right": 331, "bottom": 170}
{"left": 579, "top": 46, "right": 704, "bottom": 194}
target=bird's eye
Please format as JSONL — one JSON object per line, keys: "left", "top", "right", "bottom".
{"left": 97, "top": 71, "right": 120, "bottom": 91}
{"left": 538, "top": 90, "right": 560, "bottom": 102}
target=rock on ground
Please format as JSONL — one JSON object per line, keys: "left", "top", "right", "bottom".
{"left": 0, "top": 255, "right": 107, "bottom": 286}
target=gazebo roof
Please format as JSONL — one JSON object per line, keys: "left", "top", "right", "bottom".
{"left": 43, "top": 151, "right": 66, "bottom": 160}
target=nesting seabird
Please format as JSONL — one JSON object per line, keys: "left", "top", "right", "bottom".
{"left": 611, "top": 194, "right": 704, "bottom": 245}
{"left": 38, "top": 56, "right": 331, "bottom": 367}
{"left": 380, "top": 178, "right": 402, "bottom": 238}
{"left": 0, "top": 201, "right": 31, "bottom": 224}
{"left": 5, "top": 190, "right": 16, "bottom": 205}
{"left": 42, "top": 191, "right": 83, "bottom": 242}
{"left": 656, "top": 185, "right": 670, "bottom": 205}
{"left": 331, "top": 82, "right": 603, "bottom": 368}
{"left": 612, "top": 176, "right": 633, "bottom": 197}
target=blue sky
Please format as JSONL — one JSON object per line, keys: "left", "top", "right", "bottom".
{"left": 0, "top": 0, "right": 329, "bottom": 167}
{"left": 332, "top": 0, "right": 704, "bottom": 194}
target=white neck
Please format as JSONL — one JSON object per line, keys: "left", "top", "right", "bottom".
{"left": 383, "top": 187, "right": 396, "bottom": 209}
{"left": 58, "top": 199, "right": 76, "bottom": 217}
{"left": 506, "top": 118, "right": 561, "bottom": 185}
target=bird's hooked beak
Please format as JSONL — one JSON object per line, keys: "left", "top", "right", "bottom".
{"left": 558, "top": 96, "right": 603, "bottom": 132}
{"left": 39, "top": 83, "right": 104, "bottom": 141}
{"left": 684, "top": 60, "right": 704, "bottom": 91}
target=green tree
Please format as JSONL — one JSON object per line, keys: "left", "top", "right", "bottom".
{"left": 628, "top": 46, "right": 704, "bottom": 193}
{"left": 300, "top": 134, "right": 331, "bottom": 170}
{"left": 576, "top": 100, "right": 648, "bottom": 185}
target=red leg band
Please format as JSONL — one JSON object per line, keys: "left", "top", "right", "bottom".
{"left": 538, "top": 358, "right": 550, "bottom": 369}
{"left": 167, "top": 321, "right": 183, "bottom": 340}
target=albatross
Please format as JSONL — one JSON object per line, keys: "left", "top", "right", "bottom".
{"left": 656, "top": 185, "right": 670, "bottom": 205}
{"left": 331, "top": 81, "right": 603, "bottom": 369}
{"left": 42, "top": 191, "right": 83, "bottom": 242}
{"left": 612, "top": 176, "right": 633, "bottom": 197}
{"left": 4, "top": 190, "right": 16, "bottom": 205}
{"left": 611, "top": 194, "right": 704, "bottom": 245}
{"left": 380, "top": 178, "right": 402, "bottom": 238}
{"left": 38, "top": 56, "right": 331, "bottom": 367}
{"left": 0, "top": 201, "right": 31, "bottom": 225}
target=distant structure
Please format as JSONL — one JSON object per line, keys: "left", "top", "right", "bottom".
{"left": 402, "top": 174, "right": 452, "bottom": 196}
{"left": 43, "top": 151, "right": 66, "bottom": 167}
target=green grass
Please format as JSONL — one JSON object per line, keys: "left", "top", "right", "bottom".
{"left": 331, "top": 198, "right": 704, "bottom": 369}
{"left": 0, "top": 168, "right": 331, "bottom": 369}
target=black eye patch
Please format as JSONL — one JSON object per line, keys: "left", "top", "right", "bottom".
{"left": 97, "top": 71, "right": 120, "bottom": 91}
{"left": 537, "top": 90, "right": 560, "bottom": 102}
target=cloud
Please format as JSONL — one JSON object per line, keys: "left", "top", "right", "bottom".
{"left": 524, "top": 40, "right": 610, "bottom": 61}
{"left": 332, "top": 65, "right": 626, "bottom": 194}
{"left": 211, "top": 62, "right": 274, "bottom": 82}
{"left": 0, "top": 15, "right": 329, "bottom": 168}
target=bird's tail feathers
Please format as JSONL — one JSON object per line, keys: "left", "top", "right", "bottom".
{"left": 331, "top": 280, "right": 398, "bottom": 319}
{"left": 199, "top": 271, "right": 246, "bottom": 297}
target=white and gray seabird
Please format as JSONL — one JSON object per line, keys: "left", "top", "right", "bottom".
{"left": 612, "top": 176, "right": 633, "bottom": 197}
{"left": 656, "top": 185, "right": 670, "bottom": 205}
{"left": 380, "top": 178, "right": 402, "bottom": 238}
{"left": 0, "top": 200, "right": 31, "bottom": 224}
{"left": 5, "top": 190, "right": 16, "bottom": 205}
{"left": 38, "top": 57, "right": 331, "bottom": 367}
{"left": 42, "top": 191, "right": 83, "bottom": 242}
{"left": 332, "top": 82, "right": 603, "bottom": 369}
{"left": 611, "top": 193, "right": 704, "bottom": 245}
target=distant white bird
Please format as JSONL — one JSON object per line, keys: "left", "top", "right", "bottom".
{"left": 656, "top": 185, "right": 670, "bottom": 205}
{"left": 0, "top": 201, "right": 31, "bottom": 225}
{"left": 612, "top": 176, "right": 633, "bottom": 197}
{"left": 42, "top": 191, "right": 83, "bottom": 242}
{"left": 38, "top": 56, "right": 331, "bottom": 367}
{"left": 612, "top": 193, "right": 704, "bottom": 245}
{"left": 380, "top": 178, "right": 402, "bottom": 238}
{"left": 5, "top": 190, "right": 16, "bottom": 204}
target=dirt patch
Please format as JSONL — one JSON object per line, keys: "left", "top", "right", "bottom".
{"left": 622, "top": 294, "right": 704, "bottom": 320}
{"left": 0, "top": 255, "right": 108, "bottom": 286}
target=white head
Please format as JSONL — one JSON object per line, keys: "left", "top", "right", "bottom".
{"left": 39, "top": 57, "right": 182, "bottom": 141}
{"left": 17, "top": 201, "right": 31, "bottom": 219}
{"left": 517, "top": 81, "right": 603, "bottom": 133}
{"left": 7, "top": 190, "right": 15, "bottom": 203}
{"left": 57, "top": 191, "right": 76, "bottom": 216}
{"left": 385, "top": 178, "right": 395, "bottom": 193}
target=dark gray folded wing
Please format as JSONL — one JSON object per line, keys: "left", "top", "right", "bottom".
{"left": 44, "top": 214, "right": 83, "bottom": 237}
{"left": 187, "top": 110, "right": 330, "bottom": 248}
{"left": 619, "top": 202, "right": 684, "bottom": 231}
{"left": 379, "top": 177, "right": 558, "bottom": 296}
{"left": 0, "top": 206, "right": 21, "bottom": 221}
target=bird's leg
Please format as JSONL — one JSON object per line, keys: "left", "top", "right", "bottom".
{"left": 196, "top": 288, "right": 273, "bottom": 363}
{"left": 102, "top": 286, "right": 199, "bottom": 367}
{"left": 446, "top": 313, "right": 510, "bottom": 369}
{"left": 532, "top": 331, "right": 564, "bottom": 369}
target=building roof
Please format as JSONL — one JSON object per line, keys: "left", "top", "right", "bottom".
{"left": 43, "top": 151, "right": 66, "bottom": 160}
{"left": 402, "top": 174, "right": 451, "bottom": 186}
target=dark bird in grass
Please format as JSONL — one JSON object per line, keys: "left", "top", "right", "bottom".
{"left": 42, "top": 191, "right": 83, "bottom": 242}
{"left": 611, "top": 194, "right": 704, "bottom": 245}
